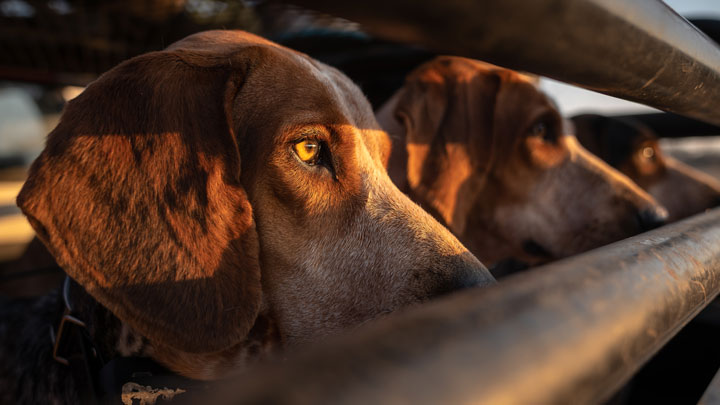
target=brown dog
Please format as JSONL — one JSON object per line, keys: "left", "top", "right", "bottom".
{"left": 377, "top": 56, "right": 667, "bottom": 272}
{"left": 5, "top": 31, "right": 494, "bottom": 402}
{"left": 572, "top": 114, "right": 720, "bottom": 222}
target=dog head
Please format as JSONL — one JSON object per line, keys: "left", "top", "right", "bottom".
{"left": 378, "top": 56, "right": 666, "bottom": 267}
{"left": 16, "top": 32, "right": 494, "bottom": 378}
{"left": 572, "top": 114, "right": 720, "bottom": 222}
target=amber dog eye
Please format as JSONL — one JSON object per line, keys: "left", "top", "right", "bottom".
{"left": 641, "top": 146, "right": 656, "bottom": 161}
{"left": 293, "top": 139, "right": 320, "bottom": 165}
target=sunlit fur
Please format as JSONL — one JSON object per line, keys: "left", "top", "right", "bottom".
{"left": 378, "top": 56, "right": 666, "bottom": 269}
{"left": 15, "top": 33, "right": 494, "bottom": 383}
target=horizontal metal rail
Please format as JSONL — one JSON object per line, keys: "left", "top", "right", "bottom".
{"left": 214, "top": 208, "right": 720, "bottom": 404}
{"left": 291, "top": 0, "right": 720, "bottom": 127}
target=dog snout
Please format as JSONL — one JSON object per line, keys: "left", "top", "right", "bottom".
{"left": 636, "top": 206, "right": 668, "bottom": 232}
{"left": 428, "top": 252, "right": 495, "bottom": 299}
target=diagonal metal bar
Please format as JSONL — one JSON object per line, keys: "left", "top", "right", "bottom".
{"left": 290, "top": 0, "right": 720, "bottom": 127}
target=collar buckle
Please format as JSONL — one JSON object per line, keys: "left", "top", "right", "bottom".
{"left": 50, "top": 276, "right": 91, "bottom": 365}
{"left": 52, "top": 311, "right": 88, "bottom": 366}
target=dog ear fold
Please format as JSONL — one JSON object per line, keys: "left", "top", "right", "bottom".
{"left": 17, "top": 49, "right": 261, "bottom": 353}
{"left": 392, "top": 57, "right": 500, "bottom": 234}
{"left": 393, "top": 64, "right": 450, "bottom": 192}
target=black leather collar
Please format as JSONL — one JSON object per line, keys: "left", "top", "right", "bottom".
{"left": 50, "top": 277, "right": 209, "bottom": 404}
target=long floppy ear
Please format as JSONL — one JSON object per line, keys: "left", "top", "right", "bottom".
{"left": 17, "top": 48, "right": 261, "bottom": 353}
{"left": 392, "top": 57, "right": 500, "bottom": 234}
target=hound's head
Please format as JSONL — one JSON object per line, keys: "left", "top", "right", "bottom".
{"left": 573, "top": 113, "right": 720, "bottom": 222}
{"left": 17, "top": 32, "right": 494, "bottom": 379}
{"left": 379, "top": 56, "right": 666, "bottom": 269}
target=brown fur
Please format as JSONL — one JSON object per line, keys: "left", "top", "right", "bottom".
{"left": 378, "top": 56, "right": 666, "bottom": 268}
{"left": 15, "top": 32, "right": 494, "bottom": 381}
{"left": 572, "top": 114, "right": 720, "bottom": 222}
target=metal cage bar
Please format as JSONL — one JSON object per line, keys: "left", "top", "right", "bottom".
{"left": 215, "top": 208, "right": 720, "bottom": 404}
{"left": 291, "top": 0, "right": 720, "bottom": 127}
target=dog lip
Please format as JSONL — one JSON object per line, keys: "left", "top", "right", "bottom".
{"left": 522, "top": 239, "right": 554, "bottom": 259}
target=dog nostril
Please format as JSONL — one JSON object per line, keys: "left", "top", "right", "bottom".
{"left": 637, "top": 206, "right": 668, "bottom": 231}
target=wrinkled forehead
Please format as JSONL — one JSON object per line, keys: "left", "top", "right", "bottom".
{"left": 493, "top": 71, "right": 561, "bottom": 131}
{"left": 497, "top": 70, "right": 550, "bottom": 103}
{"left": 168, "top": 30, "right": 284, "bottom": 52}
{"left": 469, "top": 60, "right": 539, "bottom": 87}
{"left": 170, "top": 30, "right": 377, "bottom": 126}
{"left": 419, "top": 56, "right": 538, "bottom": 84}
{"left": 607, "top": 119, "right": 658, "bottom": 155}
{"left": 236, "top": 45, "right": 388, "bottom": 160}
{"left": 572, "top": 117, "right": 654, "bottom": 165}
{"left": 418, "top": 57, "right": 549, "bottom": 108}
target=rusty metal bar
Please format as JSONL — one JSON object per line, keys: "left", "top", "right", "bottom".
{"left": 212, "top": 208, "right": 720, "bottom": 404}
{"left": 699, "top": 368, "right": 720, "bottom": 405}
{"left": 289, "top": 0, "right": 720, "bottom": 127}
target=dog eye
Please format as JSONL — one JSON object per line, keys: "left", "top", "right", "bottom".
{"left": 530, "top": 122, "right": 555, "bottom": 143}
{"left": 640, "top": 146, "right": 656, "bottom": 161}
{"left": 293, "top": 140, "right": 321, "bottom": 165}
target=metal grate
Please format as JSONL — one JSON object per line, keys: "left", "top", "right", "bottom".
{"left": 0, "top": 0, "right": 260, "bottom": 84}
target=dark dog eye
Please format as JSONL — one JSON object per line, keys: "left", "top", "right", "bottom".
{"left": 294, "top": 139, "right": 321, "bottom": 165}
{"left": 530, "top": 122, "right": 556, "bottom": 143}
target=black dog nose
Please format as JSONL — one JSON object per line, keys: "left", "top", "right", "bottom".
{"left": 637, "top": 206, "right": 668, "bottom": 231}
{"left": 429, "top": 253, "right": 496, "bottom": 299}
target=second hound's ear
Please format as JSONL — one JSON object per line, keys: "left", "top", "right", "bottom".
{"left": 392, "top": 57, "right": 500, "bottom": 233}
{"left": 17, "top": 48, "right": 262, "bottom": 353}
